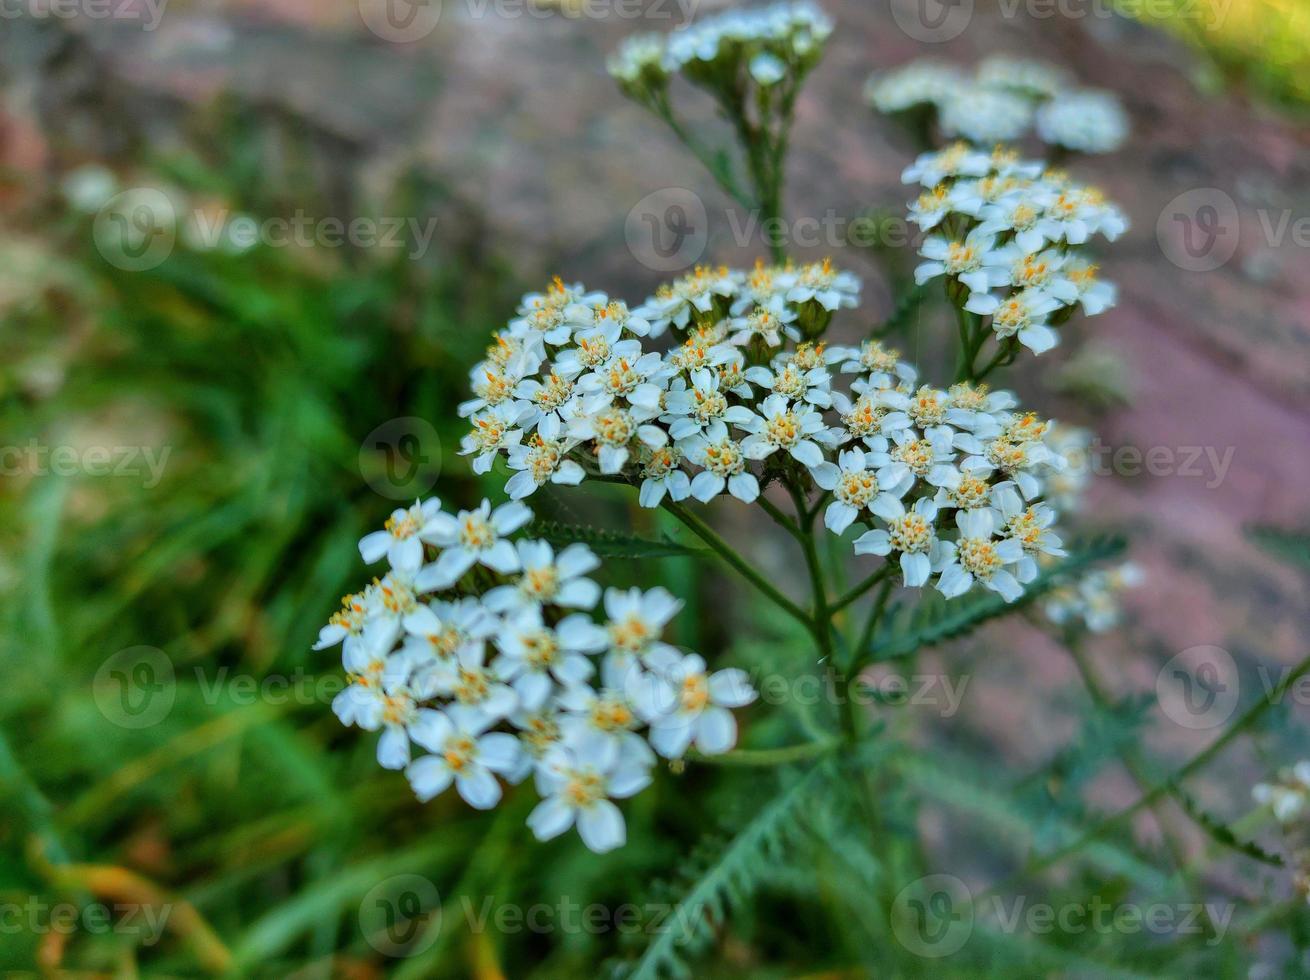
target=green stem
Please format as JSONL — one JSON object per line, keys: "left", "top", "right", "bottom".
{"left": 974, "top": 337, "right": 1017, "bottom": 383}
{"left": 757, "top": 494, "right": 803, "bottom": 541}
{"left": 832, "top": 563, "right": 893, "bottom": 614}
{"left": 784, "top": 479, "right": 831, "bottom": 630}
{"left": 852, "top": 577, "right": 895, "bottom": 672}
{"left": 980, "top": 650, "right": 1310, "bottom": 895}
{"left": 953, "top": 305, "right": 974, "bottom": 382}
{"left": 690, "top": 738, "right": 840, "bottom": 767}
{"left": 1062, "top": 630, "right": 1190, "bottom": 876}
{"left": 651, "top": 97, "right": 753, "bottom": 209}
{"left": 661, "top": 500, "right": 811, "bottom": 630}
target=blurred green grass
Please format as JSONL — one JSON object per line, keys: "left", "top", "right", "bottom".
{"left": 1129, "top": 0, "right": 1310, "bottom": 108}
{"left": 0, "top": 149, "right": 785, "bottom": 977}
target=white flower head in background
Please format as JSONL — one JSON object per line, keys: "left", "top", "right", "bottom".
{"left": 870, "top": 56, "right": 1128, "bottom": 156}
{"left": 1252, "top": 762, "right": 1310, "bottom": 825}
{"left": 1036, "top": 90, "right": 1129, "bottom": 154}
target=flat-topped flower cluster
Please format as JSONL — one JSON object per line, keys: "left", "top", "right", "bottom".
{"left": 459, "top": 262, "right": 1075, "bottom": 603}
{"left": 609, "top": 0, "right": 832, "bottom": 95}
{"left": 1254, "top": 763, "right": 1310, "bottom": 826}
{"left": 906, "top": 143, "right": 1125, "bottom": 356}
{"left": 867, "top": 55, "right": 1129, "bottom": 153}
{"left": 317, "top": 497, "right": 756, "bottom": 853}
{"left": 1253, "top": 762, "right": 1310, "bottom": 907}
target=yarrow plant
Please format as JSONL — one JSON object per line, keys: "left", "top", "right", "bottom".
{"left": 1252, "top": 763, "right": 1310, "bottom": 907}
{"left": 308, "top": 5, "right": 1267, "bottom": 973}
{"left": 320, "top": 496, "right": 756, "bottom": 853}
{"left": 866, "top": 55, "right": 1129, "bottom": 154}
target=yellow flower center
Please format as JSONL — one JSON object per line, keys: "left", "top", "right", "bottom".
{"left": 843, "top": 396, "right": 887, "bottom": 436}
{"left": 460, "top": 514, "right": 495, "bottom": 550}
{"left": 478, "top": 370, "right": 513, "bottom": 405}
{"left": 772, "top": 365, "right": 808, "bottom": 400}
{"left": 608, "top": 615, "right": 650, "bottom": 653}
{"left": 527, "top": 436, "right": 564, "bottom": 483}
{"left": 1014, "top": 257, "right": 1051, "bottom": 288}
{"left": 681, "top": 674, "right": 710, "bottom": 712}
{"left": 893, "top": 439, "right": 934, "bottom": 475}
{"left": 837, "top": 471, "right": 879, "bottom": 507}
{"left": 692, "top": 388, "right": 727, "bottom": 421}
{"left": 521, "top": 630, "right": 559, "bottom": 670}
{"left": 454, "top": 667, "right": 490, "bottom": 705}
{"left": 443, "top": 735, "right": 476, "bottom": 773}
{"left": 703, "top": 440, "right": 744, "bottom": 477}
{"left": 523, "top": 566, "right": 559, "bottom": 599}
{"left": 948, "top": 476, "right": 990, "bottom": 510}
{"left": 594, "top": 408, "right": 634, "bottom": 447}
{"left": 588, "top": 697, "right": 635, "bottom": 733}
{"left": 564, "top": 771, "right": 605, "bottom": 807}
{"left": 958, "top": 537, "right": 1002, "bottom": 578}
{"left": 471, "top": 415, "right": 506, "bottom": 449}
{"left": 910, "top": 387, "right": 945, "bottom": 426}
{"left": 764, "top": 411, "right": 802, "bottom": 448}
{"left": 889, "top": 513, "right": 932, "bottom": 553}
{"left": 945, "top": 242, "right": 980, "bottom": 273}
{"left": 603, "top": 358, "right": 642, "bottom": 396}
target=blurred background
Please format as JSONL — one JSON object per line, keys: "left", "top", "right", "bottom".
{"left": 2, "top": 0, "right": 1309, "bottom": 976}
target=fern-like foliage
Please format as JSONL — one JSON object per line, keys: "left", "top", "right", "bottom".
{"left": 527, "top": 520, "right": 707, "bottom": 558}
{"left": 620, "top": 761, "right": 836, "bottom": 979}
{"left": 868, "top": 534, "right": 1126, "bottom": 662}
{"left": 1170, "top": 783, "right": 1286, "bottom": 867}
{"left": 1247, "top": 525, "right": 1310, "bottom": 572}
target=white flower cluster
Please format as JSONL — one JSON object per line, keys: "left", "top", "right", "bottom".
{"left": 1040, "top": 422, "right": 1093, "bottom": 512}
{"left": 906, "top": 143, "right": 1125, "bottom": 356}
{"left": 608, "top": 1, "right": 832, "bottom": 95}
{"left": 1254, "top": 762, "right": 1310, "bottom": 825}
{"left": 459, "top": 262, "right": 1081, "bottom": 604}
{"left": 316, "top": 496, "right": 756, "bottom": 853}
{"left": 867, "top": 56, "right": 1128, "bottom": 153}
{"left": 1042, "top": 561, "right": 1143, "bottom": 632}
